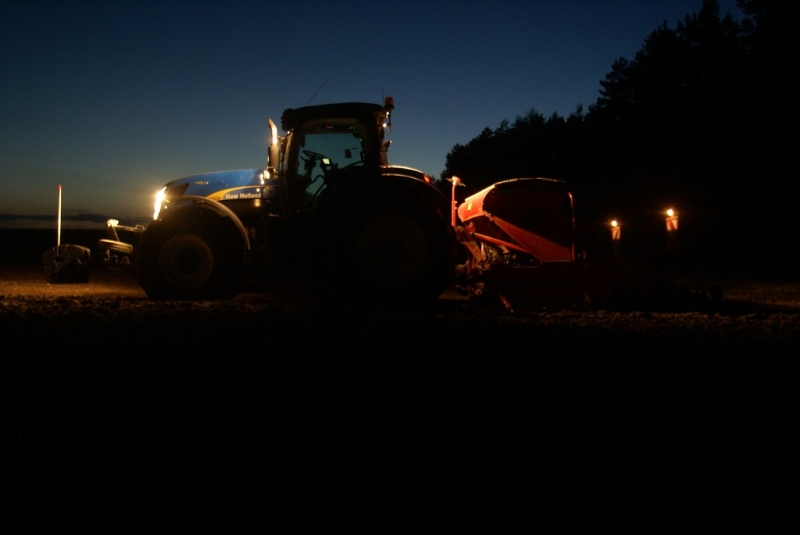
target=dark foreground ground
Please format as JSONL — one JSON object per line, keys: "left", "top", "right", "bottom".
{"left": 3, "top": 229, "right": 799, "bottom": 530}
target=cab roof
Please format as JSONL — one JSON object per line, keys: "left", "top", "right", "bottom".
{"left": 281, "top": 102, "right": 386, "bottom": 132}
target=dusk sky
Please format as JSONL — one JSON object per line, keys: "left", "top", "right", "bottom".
{"left": 1, "top": 0, "right": 741, "bottom": 228}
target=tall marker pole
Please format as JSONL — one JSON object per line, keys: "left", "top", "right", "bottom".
{"left": 57, "top": 184, "right": 62, "bottom": 247}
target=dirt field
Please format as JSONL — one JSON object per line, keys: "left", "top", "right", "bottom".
{"left": 4, "top": 237, "right": 798, "bottom": 529}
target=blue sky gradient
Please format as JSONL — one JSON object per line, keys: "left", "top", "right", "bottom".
{"left": 1, "top": 0, "right": 740, "bottom": 227}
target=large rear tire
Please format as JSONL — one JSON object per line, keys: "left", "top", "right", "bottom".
{"left": 137, "top": 214, "right": 244, "bottom": 300}
{"left": 328, "top": 202, "right": 455, "bottom": 304}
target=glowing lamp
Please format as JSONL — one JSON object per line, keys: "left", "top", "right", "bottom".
{"left": 665, "top": 208, "right": 679, "bottom": 232}
{"left": 610, "top": 220, "right": 620, "bottom": 241}
{"left": 154, "top": 187, "right": 166, "bottom": 220}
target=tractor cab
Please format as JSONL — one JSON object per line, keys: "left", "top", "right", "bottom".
{"left": 270, "top": 100, "right": 393, "bottom": 215}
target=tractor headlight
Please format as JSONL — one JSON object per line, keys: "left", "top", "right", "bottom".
{"left": 153, "top": 187, "right": 166, "bottom": 220}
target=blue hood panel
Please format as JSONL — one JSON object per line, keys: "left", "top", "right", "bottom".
{"left": 165, "top": 169, "right": 281, "bottom": 201}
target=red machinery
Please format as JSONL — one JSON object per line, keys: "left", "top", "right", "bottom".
{"left": 450, "top": 176, "right": 629, "bottom": 310}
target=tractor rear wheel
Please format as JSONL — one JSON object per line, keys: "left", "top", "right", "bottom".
{"left": 137, "top": 214, "right": 244, "bottom": 299}
{"left": 358, "top": 213, "right": 429, "bottom": 289}
{"left": 327, "top": 202, "right": 455, "bottom": 304}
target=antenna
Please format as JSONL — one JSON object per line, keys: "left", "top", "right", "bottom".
{"left": 305, "top": 77, "right": 330, "bottom": 106}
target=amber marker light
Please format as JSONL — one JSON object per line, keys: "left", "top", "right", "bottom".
{"left": 610, "top": 219, "right": 621, "bottom": 241}
{"left": 665, "top": 207, "right": 679, "bottom": 246}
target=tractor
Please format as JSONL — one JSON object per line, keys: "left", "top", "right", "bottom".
{"left": 99, "top": 98, "right": 455, "bottom": 302}
{"left": 90, "top": 98, "right": 699, "bottom": 309}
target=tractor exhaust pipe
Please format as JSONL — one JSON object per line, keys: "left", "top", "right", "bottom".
{"left": 267, "top": 119, "right": 280, "bottom": 175}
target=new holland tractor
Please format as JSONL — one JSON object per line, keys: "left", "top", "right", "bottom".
{"left": 90, "top": 98, "right": 689, "bottom": 309}
{"left": 98, "top": 98, "right": 456, "bottom": 301}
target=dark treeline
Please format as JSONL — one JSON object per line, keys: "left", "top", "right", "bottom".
{"left": 441, "top": 0, "right": 799, "bottom": 260}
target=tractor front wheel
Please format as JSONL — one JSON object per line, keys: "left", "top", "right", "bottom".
{"left": 137, "top": 214, "right": 243, "bottom": 299}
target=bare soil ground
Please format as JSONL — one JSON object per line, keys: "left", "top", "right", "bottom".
{"left": 3, "top": 263, "right": 799, "bottom": 339}
{"left": 4, "top": 234, "right": 798, "bottom": 530}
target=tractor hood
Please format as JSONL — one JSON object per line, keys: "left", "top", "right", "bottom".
{"left": 162, "top": 169, "right": 281, "bottom": 202}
